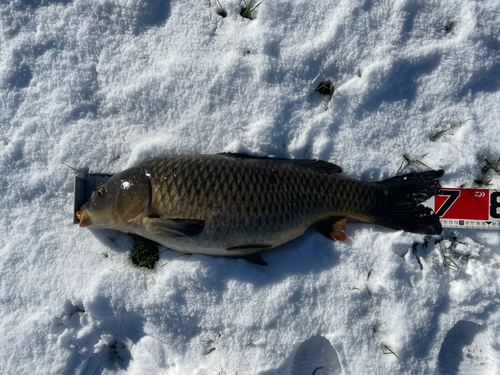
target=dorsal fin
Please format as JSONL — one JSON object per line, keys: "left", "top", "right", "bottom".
{"left": 218, "top": 153, "right": 342, "bottom": 174}
{"left": 310, "top": 216, "right": 348, "bottom": 241}
{"left": 286, "top": 159, "right": 342, "bottom": 174}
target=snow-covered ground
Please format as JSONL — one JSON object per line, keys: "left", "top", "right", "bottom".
{"left": 1, "top": 0, "right": 500, "bottom": 373}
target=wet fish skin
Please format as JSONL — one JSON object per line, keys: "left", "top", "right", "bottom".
{"left": 77, "top": 154, "right": 443, "bottom": 256}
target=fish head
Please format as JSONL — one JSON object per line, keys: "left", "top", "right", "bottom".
{"left": 76, "top": 167, "right": 150, "bottom": 230}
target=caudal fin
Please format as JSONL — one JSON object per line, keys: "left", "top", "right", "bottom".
{"left": 374, "top": 170, "right": 444, "bottom": 235}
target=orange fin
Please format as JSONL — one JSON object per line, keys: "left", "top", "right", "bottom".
{"left": 311, "top": 216, "right": 348, "bottom": 242}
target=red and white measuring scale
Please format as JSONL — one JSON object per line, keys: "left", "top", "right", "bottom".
{"left": 424, "top": 188, "right": 500, "bottom": 229}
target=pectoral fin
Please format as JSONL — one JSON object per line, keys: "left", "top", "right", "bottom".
{"left": 311, "top": 216, "right": 347, "bottom": 241}
{"left": 145, "top": 217, "right": 205, "bottom": 237}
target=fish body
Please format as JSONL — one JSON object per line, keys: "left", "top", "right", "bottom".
{"left": 77, "top": 154, "right": 443, "bottom": 256}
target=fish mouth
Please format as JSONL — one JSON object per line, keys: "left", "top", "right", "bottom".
{"left": 76, "top": 210, "right": 91, "bottom": 227}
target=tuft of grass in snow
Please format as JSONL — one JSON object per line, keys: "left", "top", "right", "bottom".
{"left": 474, "top": 175, "right": 492, "bottom": 186}
{"left": 475, "top": 157, "right": 500, "bottom": 186}
{"left": 127, "top": 234, "right": 161, "bottom": 269}
{"left": 240, "top": 0, "right": 263, "bottom": 20}
{"left": 430, "top": 118, "right": 470, "bottom": 141}
{"left": 203, "top": 334, "right": 221, "bottom": 356}
{"left": 397, "top": 153, "right": 430, "bottom": 174}
{"left": 216, "top": 0, "right": 227, "bottom": 17}
{"left": 430, "top": 127, "right": 453, "bottom": 142}
{"left": 315, "top": 81, "right": 335, "bottom": 110}
{"left": 372, "top": 322, "right": 385, "bottom": 334}
{"left": 445, "top": 21, "right": 455, "bottom": 33}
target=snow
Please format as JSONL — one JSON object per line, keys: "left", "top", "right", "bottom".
{"left": 1, "top": 0, "right": 500, "bottom": 373}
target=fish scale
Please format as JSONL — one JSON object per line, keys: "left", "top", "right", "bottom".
{"left": 77, "top": 154, "right": 444, "bottom": 257}
{"left": 138, "top": 155, "right": 369, "bottom": 254}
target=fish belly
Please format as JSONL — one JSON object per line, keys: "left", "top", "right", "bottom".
{"left": 134, "top": 222, "right": 309, "bottom": 256}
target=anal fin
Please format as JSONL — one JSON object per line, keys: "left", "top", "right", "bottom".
{"left": 311, "top": 216, "right": 347, "bottom": 242}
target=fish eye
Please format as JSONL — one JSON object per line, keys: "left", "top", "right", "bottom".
{"left": 97, "top": 189, "right": 103, "bottom": 196}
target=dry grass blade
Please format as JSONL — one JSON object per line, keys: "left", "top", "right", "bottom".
{"left": 365, "top": 282, "right": 372, "bottom": 299}
{"left": 383, "top": 345, "right": 401, "bottom": 360}
{"left": 216, "top": 0, "right": 227, "bottom": 17}
{"left": 203, "top": 347, "right": 216, "bottom": 356}
{"left": 62, "top": 162, "right": 83, "bottom": 173}
{"left": 443, "top": 255, "right": 458, "bottom": 268}
{"left": 430, "top": 118, "right": 470, "bottom": 141}
{"left": 372, "top": 322, "right": 385, "bottom": 333}
{"left": 397, "top": 153, "right": 431, "bottom": 175}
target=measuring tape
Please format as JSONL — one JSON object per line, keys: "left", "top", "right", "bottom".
{"left": 424, "top": 188, "right": 500, "bottom": 229}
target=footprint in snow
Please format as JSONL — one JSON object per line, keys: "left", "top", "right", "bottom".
{"left": 290, "top": 335, "right": 342, "bottom": 375}
{"left": 53, "top": 299, "right": 143, "bottom": 374}
{"left": 438, "top": 320, "right": 498, "bottom": 375}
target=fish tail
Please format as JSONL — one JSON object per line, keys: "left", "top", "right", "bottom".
{"left": 372, "top": 170, "right": 444, "bottom": 235}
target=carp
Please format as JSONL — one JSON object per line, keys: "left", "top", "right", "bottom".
{"left": 76, "top": 154, "right": 443, "bottom": 257}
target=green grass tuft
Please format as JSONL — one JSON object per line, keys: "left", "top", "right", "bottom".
{"left": 240, "top": 0, "right": 263, "bottom": 20}
{"left": 397, "top": 153, "right": 430, "bottom": 175}
{"left": 475, "top": 157, "right": 500, "bottom": 186}
{"left": 430, "top": 118, "right": 470, "bottom": 141}
{"left": 127, "top": 234, "right": 161, "bottom": 269}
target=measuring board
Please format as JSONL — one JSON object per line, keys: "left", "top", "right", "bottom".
{"left": 423, "top": 188, "right": 500, "bottom": 229}
{"left": 74, "top": 176, "right": 500, "bottom": 230}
